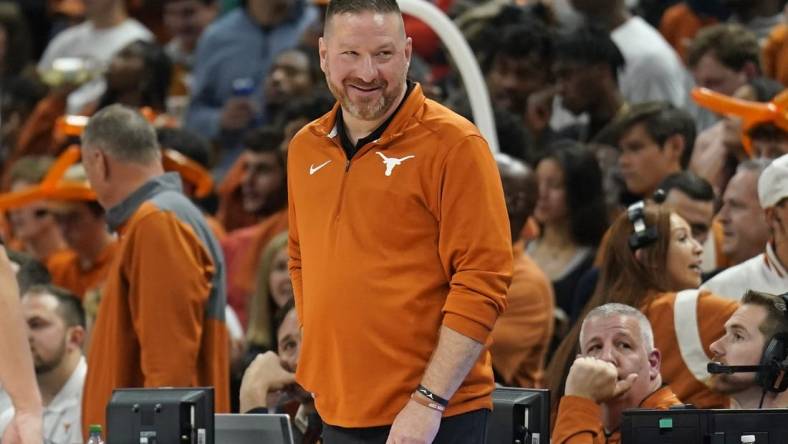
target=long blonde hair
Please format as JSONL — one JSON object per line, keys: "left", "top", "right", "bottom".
{"left": 245, "top": 231, "right": 290, "bottom": 349}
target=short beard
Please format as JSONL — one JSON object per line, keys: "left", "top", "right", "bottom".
{"left": 325, "top": 66, "right": 404, "bottom": 121}
{"left": 33, "top": 342, "right": 67, "bottom": 375}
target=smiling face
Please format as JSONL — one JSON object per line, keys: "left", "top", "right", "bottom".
{"left": 319, "top": 10, "right": 411, "bottom": 122}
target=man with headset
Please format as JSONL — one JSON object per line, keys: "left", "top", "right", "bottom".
{"left": 709, "top": 290, "right": 788, "bottom": 408}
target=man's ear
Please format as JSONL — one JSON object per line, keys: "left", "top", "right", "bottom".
{"left": 664, "top": 133, "right": 685, "bottom": 167}
{"left": 67, "top": 325, "right": 85, "bottom": 350}
{"left": 318, "top": 37, "right": 328, "bottom": 74}
{"left": 648, "top": 348, "right": 661, "bottom": 380}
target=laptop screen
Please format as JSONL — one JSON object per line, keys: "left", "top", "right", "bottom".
{"left": 214, "top": 413, "right": 295, "bottom": 444}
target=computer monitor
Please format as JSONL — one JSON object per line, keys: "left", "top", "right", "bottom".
{"left": 215, "top": 413, "right": 295, "bottom": 444}
{"left": 621, "top": 407, "right": 708, "bottom": 444}
{"left": 485, "top": 387, "right": 549, "bottom": 444}
{"left": 106, "top": 387, "right": 214, "bottom": 444}
{"left": 622, "top": 408, "right": 788, "bottom": 443}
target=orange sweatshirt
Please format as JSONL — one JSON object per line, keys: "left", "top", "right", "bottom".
{"left": 641, "top": 290, "right": 737, "bottom": 408}
{"left": 552, "top": 386, "right": 681, "bottom": 444}
{"left": 82, "top": 174, "right": 229, "bottom": 436}
{"left": 47, "top": 242, "right": 117, "bottom": 300}
{"left": 490, "top": 242, "right": 554, "bottom": 388}
{"left": 287, "top": 84, "right": 512, "bottom": 427}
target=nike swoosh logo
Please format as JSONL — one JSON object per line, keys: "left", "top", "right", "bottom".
{"left": 309, "top": 160, "right": 331, "bottom": 175}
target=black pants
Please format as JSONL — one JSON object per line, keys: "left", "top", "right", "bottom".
{"left": 322, "top": 409, "right": 489, "bottom": 444}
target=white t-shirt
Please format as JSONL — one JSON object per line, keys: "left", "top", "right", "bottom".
{"left": 611, "top": 16, "right": 690, "bottom": 107}
{"left": 702, "top": 243, "right": 788, "bottom": 300}
{"left": 0, "top": 357, "right": 87, "bottom": 444}
{"left": 38, "top": 19, "right": 153, "bottom": 114}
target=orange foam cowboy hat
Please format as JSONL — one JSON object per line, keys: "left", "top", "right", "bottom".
{"left": 691, "top": 86, "right": 788, "bottom": 157}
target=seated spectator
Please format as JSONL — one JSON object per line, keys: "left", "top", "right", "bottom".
{"left": 246, "top": 232, "right": 292, "bottom": 356}
{"left": 0, "top": 285, "right": 85, "bottom": 444}
{"left": 552, "top": 303, "right": 681, "bottom": 444}
{"left": 482, "top": 20, "right": 554, "bottom": 148}
{"left": 5, "top": 157, "right": 69, "bottom": 266}
{"left": 553, "top": 26, "right": 627, "bottom": 144}
{"left": 612, "top": 102, "right": 695, "bottom": 201}
{"left": 46, "top": 165, "right": 117, "bottom": 301}
{"left": 687, "top": 23, "right": 761, "bottom": 131}
{"left": 12, "top": 39, "right": 172, "bottom": 163}
{"left": 658, "top": 172, "right": 718, "bottom": 270}
{"left": 530, "top": 142, "right": 607, "bottom": 335}
{"left": 548, "top": 204, "right": 738, "bottom": 411}
{"left": 569, "top": 0, "right": 688, "bottom": 107}
{"left": 95, "top": 40, "right": 172, "bottom": 114}
{"left": 220, "top": 127, "right": 288, "bottom": 327}
{"left": 704, "top": 155, "right": 788, "bottom": 298}
{"left": 489, "top": 153, "right": 554, "bottom": 388}
{"left": 240, "top": 299, "right": 321, "bottom": 443}
{"left": 262, "top": 46, "right": 323, "bottom": 126}
{"left": 710, "top": 290, "right": 788, "bottom": 408}
{"left": 217, "top": 126, "right": 287, "bottom": 233}
{"left": 37, "top": 0, "right": 153, "bottom": 114}
{"left": 688, "top": 24, "right": 760, "bottom": 99}
{"left": 711, "top": 160, "right": 772, "bottom": 273}
{"left": 185, "top": 0, "right": 317, "bottom": 147}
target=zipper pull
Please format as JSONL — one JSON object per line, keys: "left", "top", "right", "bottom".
{"left": 345, "top": 160, "right": 351, "bottom": 172}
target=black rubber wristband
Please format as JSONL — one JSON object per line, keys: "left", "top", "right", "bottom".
{"left": 416, "top": 385, "right": 449, "bottom": 407}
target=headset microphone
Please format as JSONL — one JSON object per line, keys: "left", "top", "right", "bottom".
{"left": 707, "top": 362, "right": 765, "bottom": 374}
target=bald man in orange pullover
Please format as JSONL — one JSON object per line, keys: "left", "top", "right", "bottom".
{"left": 553, "top": 303, "right": 682, "bottom": 444}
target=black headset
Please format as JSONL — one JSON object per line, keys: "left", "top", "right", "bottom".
{"left": 627, "top": 190, "right": 666, "bottom": 251}
{"left": 756, "top": 293, "right": 788, "bottom": 393}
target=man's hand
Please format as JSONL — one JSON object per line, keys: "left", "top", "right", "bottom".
{"left": 525, "top": 85, "right": 557, "bottom": 136}
{"left": 565, "top": 357, "right": 637, "bottom": 403}
{"left": 219, "top": 97, "right": 255, "bottom": 131}
{"left": 2, "top": 408, "right": 43, "bottom": 444}
{"left": 239, "top": 351, "right": 296, "bottom": 412}
{"left": 385, "top": 397, "right": 442, "bottom": 444}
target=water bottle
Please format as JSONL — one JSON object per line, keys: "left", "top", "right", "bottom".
{"left": 86, "top": 424, "right": 104, "bottom": 444}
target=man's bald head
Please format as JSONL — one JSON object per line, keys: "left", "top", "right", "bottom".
{"left": 496, "top": 153, "right": 537, "bottom": 242}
